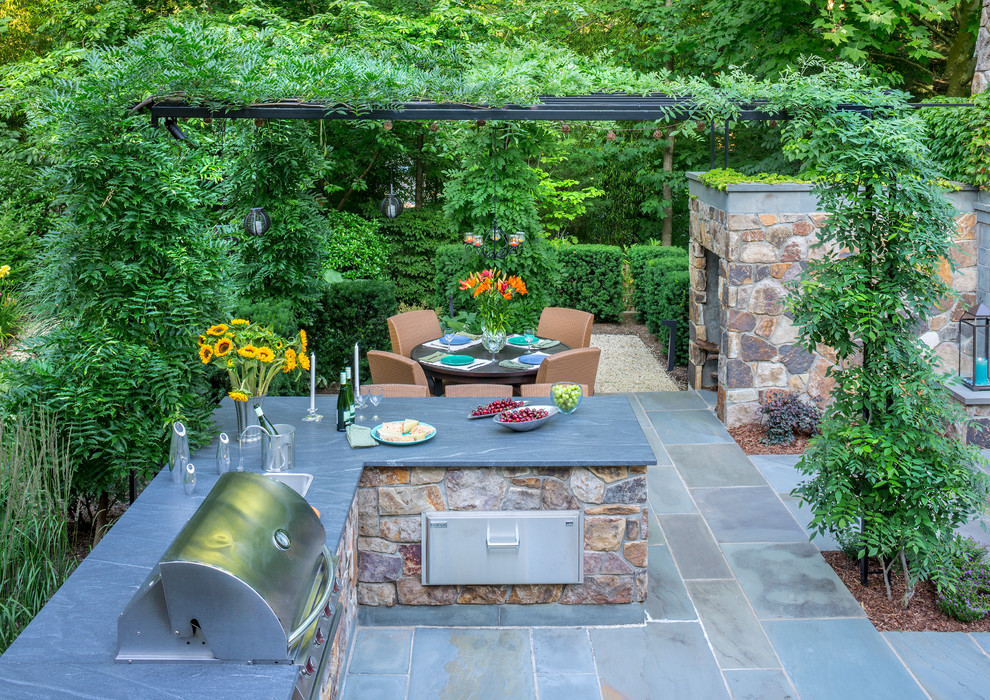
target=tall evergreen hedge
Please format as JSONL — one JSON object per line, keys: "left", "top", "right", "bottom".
{"left": 550, "top": 245, "right": 624, "bottom": 322}
{"left": 638, "top": 252, "right": 689, "bottom": 364}
{"left": 627, "top": 244, "right": 688, "bottom": 319}
{"left": 310, "top": 280, "right": 397, "bottom": 380}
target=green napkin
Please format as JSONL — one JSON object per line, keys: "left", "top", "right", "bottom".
{"left": 532, "top": 339, "right": 560, "bottom": 349}
{"left": 462, "top": 332, "right": 483, "bottom": 340}
{"left": 346, "top": 424, "right": 378, "bottom": 448}
{"left": 499, "top": 359, "right": 530, "bottom": 370}
{"left": 419, "top": 351, "right": 450, "bottom": 363}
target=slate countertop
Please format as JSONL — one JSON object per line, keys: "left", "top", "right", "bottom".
{"left": 0, "top": 395, "right": 655, "bottom": 699}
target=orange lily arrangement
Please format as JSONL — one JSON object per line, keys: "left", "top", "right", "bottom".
{"left": 459, "top": 269, "right": 527, "bottom": 333}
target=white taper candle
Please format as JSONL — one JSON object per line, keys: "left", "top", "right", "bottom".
{"left": 309, "top": 352, "right": 317, "bottom": 412}
{"left": 353, "top": 342, "right": 360, "bottom": 394}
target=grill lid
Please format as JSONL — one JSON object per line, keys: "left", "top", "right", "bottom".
{"left": 117, "top": 472, "right": 328, "bottom": 663}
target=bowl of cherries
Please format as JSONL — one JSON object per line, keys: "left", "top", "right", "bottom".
{"left": 493, "top": 405, "right": 559, "bottom": 432}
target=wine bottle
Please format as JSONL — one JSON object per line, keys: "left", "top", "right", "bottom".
{"left": 345, "top": 367, "right": 355, "bottom": 425}
{"left": 254, "top": 404, "right": 280, "bottom": 435}
{"left": 336, "top": 371, "right": 347, "bottom": 432}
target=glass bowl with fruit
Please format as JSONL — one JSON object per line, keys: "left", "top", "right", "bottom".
{"left": 551, "top": 382, "right": 583, "bottom": 414}
{"left": 493, "top": 405, "right": 559, "bottom": 432}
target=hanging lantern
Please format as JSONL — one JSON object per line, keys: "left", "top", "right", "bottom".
{"left": 606, "top": 130, "right": 616, "bottom": 142}
{"left": 380, "top": 185, "right": 402, "bottom": 219}
{"left": 244, "top": 207, "right": 270, "bottom": 236}
{"left": 959, "top": 302, "right": 990, "bottom": 390}
{"left": 254, "top": 118, "right": 265, "bottom": 128}
{"left": 383, "top": 120, "right": 393, "bottom": 131}
{"left": 561, "top": 123, "right": 571, "bottom": 134}
{"left": 429, "top": 122, "right": 439, "bottom": 133}
{"left": 652, "top": 129, "right": 663, "bottom": 139}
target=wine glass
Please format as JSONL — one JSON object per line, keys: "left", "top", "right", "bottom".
{"left": 369, "top": 393, "right": 383, "bottom": 422}
{"left": 354, "top": 391, "right": 368, "bottom": 424}
{"left": 440, "top": 321, "right": 454, "bottom": 353}
{"left": 523, "top": 327, "right": 537, "bottom": 345}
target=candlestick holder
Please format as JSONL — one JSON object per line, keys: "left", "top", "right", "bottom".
{"left": 302, "top": 407, "right": 323, "bottom": 423}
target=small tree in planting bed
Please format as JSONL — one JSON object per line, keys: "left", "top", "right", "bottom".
{"left": 783, "top": 64, "right": 989, "bottom": 606}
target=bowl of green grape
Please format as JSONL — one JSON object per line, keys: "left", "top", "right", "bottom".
{"left": 551, "top": 382, "right": 583, "bottom": 414}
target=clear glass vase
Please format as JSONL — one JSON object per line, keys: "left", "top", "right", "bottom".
{"left": 481, "top": 325, "right": 507, "bottom": 359}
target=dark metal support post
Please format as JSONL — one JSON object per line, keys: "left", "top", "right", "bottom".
{"left": 860, "top": 516, "right": 868, "bottom": 586}
{"left": 709, "top": 122, "right": 715, "bottom": 170}
{"left": 723, "top": 121, "right": 729, "bottom": 168}
{"left": 660, "top": 320, "right": 678, "bottom": 372}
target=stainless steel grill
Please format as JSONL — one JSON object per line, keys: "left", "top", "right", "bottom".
{"left": 117, "top": 472, "right": 338, "bottom": 699}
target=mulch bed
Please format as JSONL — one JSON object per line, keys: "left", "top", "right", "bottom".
{"left": 593, "top": 321, "right": 688, "bottom": 389}
{"left": 728, "top": 424, "right": 810, "bottom": 455}
{"left": 823, "top": 551, "right": 990, "bottom": 633}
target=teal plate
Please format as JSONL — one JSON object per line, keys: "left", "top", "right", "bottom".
{"left": 440, "top": 354, "right": 475, "bottom": 366}
{"left": 508, "top": 336, "right": 536, "bottom": 346}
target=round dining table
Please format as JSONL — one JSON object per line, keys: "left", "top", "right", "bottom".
{"left": 411, "top": 337, "right": 572, "bottom": 395}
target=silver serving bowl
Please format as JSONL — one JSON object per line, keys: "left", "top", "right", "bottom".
{"left": 492, "top": 405, "right": 559, "bottom": 432}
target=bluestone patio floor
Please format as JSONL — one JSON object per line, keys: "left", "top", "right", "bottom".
{"left": 341, "top": 391, "right": 990, "bottom": 699}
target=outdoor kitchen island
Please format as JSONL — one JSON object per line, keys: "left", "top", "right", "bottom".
{"left": 0, "top": 394, "right": 656, "bottom": 700}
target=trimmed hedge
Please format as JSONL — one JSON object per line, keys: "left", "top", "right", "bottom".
{"left": 639, "top": 251, "right": 689, "bottom": 364}
{"left": 549, "top": 245, "right": 624, "bottom": 322}
{"left": 310, "top": 280, "right": 397, "bottom": 380}
{"left": 627, "top": 244, "right": 688, "bottom": 319}
{"left": 377, "top": 206, "right": 460, "bottom": 305}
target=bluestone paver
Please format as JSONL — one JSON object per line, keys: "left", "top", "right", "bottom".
{"left": 765, "top": 619, "right": 927, "bottom": 699}
{"left": 883, "top": 631, "right": 990, "bottom": 699}
{"left": 650, "top": 409, "right": 735, "bottom": 445}
{"left": 686, "top": 579, "right": 779, "bottom": 669}
{"left": 723, "top": 669, "right": 798, "bottom": 700}
{"left": 647, "top": 466, "right": 697, "bottom": 514}
{"left": 347, "top": 628, "right": 412, "bottom": 675}
{"left": 660, "top": 513, "right": 733, "bottom": 579}
{"left": 591, "top": 622, "right": 730, "bottom": 699}
{"left": 668, "top": 443, "right": 767, "bottom": 488}
{"left": 340, "top": 674, "right": 407, "bottom": 700}
{"left": 693, "top": 486, "right": 809, "bottom": 543}
{"left": 531, "top": 628, "right": 596, "bottom": 674}
{"left": 535, "top": 673, "right": 602, "bottom": 700}
{"left": 644, "top": 546, "right": 697, "bottom": 621}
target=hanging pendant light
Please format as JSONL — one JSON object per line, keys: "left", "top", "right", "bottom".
{"left": 244, "top": 207, "right": 270, "bottom": 236}
{"left": 463, "top": 128, "right": 524, "bottom": 261}
{"left": 380, "top": 183, "right": 403, "bottom": 219}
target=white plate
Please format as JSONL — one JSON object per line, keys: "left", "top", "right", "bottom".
{"left": 371, "top": 422, "right": 437, "bottom": 445}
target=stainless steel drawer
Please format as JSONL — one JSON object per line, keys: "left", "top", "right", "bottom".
{"left": 422, "top": 510, "right": 583, "bottom": 585}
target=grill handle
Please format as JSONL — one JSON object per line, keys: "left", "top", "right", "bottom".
{"left": 287, "top": 545, "right": 334, "bottom": 647}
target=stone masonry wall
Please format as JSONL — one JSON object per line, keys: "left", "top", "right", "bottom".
{"left": 687, "top": 177, "right": 979, "bottom": 428}
{"left": 321, "top": 499, "right": 358, "bottom": 700}
{"left": 355, "top": 466, "right": 649, "bottom": 607}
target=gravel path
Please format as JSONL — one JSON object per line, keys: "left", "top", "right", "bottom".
{"left": 591, "top": 333, "right": 680, "bottom": 393}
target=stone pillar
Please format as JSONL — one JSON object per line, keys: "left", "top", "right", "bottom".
{"left": 686, "top": 173, "right": 981, "bottom": 428}
{"left": 974, "top": 0, "right": 990, "bottom": 94}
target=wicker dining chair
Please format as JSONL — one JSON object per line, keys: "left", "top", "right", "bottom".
{"left": 520, "top": 382, "right": 591, "bottom": 398}
{"left": 444, "top": 383, "right": 514, "bottom": 398}
{"left": 367, "top": 350, "right": 430, "bottom": 388}
{"left": 359, "top": 383, "right": 431, "bottom": 398}
{"left": 537, "top": 307, "right": 594, "bottom": 349}
{"left": 387, "top": 309, "right": 442, "bottom": 358}
{"left": 532, "top": 347, "right": 601, "bottom": 395}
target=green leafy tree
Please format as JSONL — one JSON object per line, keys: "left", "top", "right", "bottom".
{"left": 780, "top": 63, "right": 989, "bottom": 605}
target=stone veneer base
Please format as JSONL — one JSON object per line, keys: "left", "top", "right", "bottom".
{"left": 356, "top": 465, "right": 650, "bottom": 609}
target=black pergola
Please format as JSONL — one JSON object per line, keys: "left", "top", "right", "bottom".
{"left": 147, "top": 93, "right": 972, "bottom": 168}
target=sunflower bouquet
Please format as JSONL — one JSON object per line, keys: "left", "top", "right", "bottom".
{"left": 197, "top": 318, "right": 310, "bottom": 401}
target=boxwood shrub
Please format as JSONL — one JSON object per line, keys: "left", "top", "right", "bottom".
{"left": 627, "top": 244, "right": 687, "bottom": 319}
{"left": 310, "top": 280, "right": 397, "bottom": 381}
{"left": 377, "top": 206, "right": 460, "bottom": 306}
{"left": 638, "top": 251, "right": 689, "bottom": 364}
{"left": 549, "top": 245, "right": 624, "bottom": 322}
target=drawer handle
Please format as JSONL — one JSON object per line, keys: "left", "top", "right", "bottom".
{"left": 486, "top": 524, "right": 519, "bottom": 550}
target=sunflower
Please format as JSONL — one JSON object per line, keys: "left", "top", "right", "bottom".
{"left": 274, "top": 339, "right": 284, "bottom": 350}
{"left": 298, "top": 351, "right": 311, "bottom": 371}
{"left": 198, "top": 334, "right": 208, "bottom": 346}
{"left": 230, "top": 318, "right": 250, "bottom": 326}
{"left": 283, "top": 348, "right": 297, "bottom": 373}
{"left": 214, "top": 337, "right": 233, "bottom": 356}
{"left": 256, "top": 346, "right": 275, "bottom": 363}
{"left": 228, "top": 391, "right": 250, "bottom": 402}
{"left": 0, "top": 265, "right": 10, "bottom": 280}
{"left": 199, "top": 345, "right": 213, "bottom": 364}
{"left": 299, "top": 329, "right": 308, "bottom": 354}
{"left": 238, "top": 344, "right": 259, "bottom": 359}
{"left": 207, "top": 323, "right": 229, "bottom": 336}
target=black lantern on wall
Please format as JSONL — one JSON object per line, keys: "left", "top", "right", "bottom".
{"left": 959, "top": 302, "right": 990, "bottom": 390}
{"left": 380, "top": 185, "right": 403, "bottom": 219}
{"left": 244, "top": 207, "right": 270, "bottom": 236}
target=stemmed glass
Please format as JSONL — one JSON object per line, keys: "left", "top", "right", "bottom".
{"left": 523, "top": 327, "right": 537, "bottom": 345}
{"left": 369, "top": 393, "right": 383, "bottom": 422}
{"left": 354, "top": 391, "right": 369, "bottom": 424}
{"left": 440, "top": 321, "right": 454, "bottom": 353}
